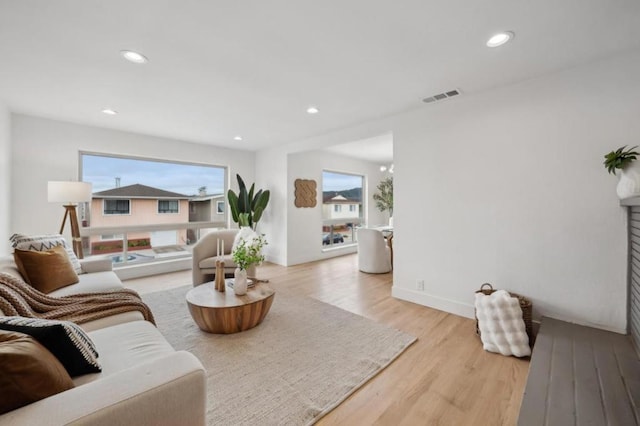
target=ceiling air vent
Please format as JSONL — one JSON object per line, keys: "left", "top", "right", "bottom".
{"left": 422, "top": 88, "right": 461, "bottom": 104}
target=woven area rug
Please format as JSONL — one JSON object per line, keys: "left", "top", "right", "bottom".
{"left": 142, "top": 285, "right": 416, "bottom": 426}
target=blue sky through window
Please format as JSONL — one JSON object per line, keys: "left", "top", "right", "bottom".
{"left": 81, "top": 154, "right": 225, "bottom": 196}
{"left": 322, "top": 171, "right": 362, "bottom": 192}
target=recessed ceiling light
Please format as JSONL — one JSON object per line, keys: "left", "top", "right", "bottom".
{"left": 120, "top": 50, "right": 148, "bottom": 64}
{"left": 234, "top": 136, "right": 243, "bottom": 141}
{"left": 101, "top": 108, "right": 118, "bottom": 115}
{"left": 306, "top": 106, "right": 319, "bottom": 114}
{"left": 486, "top": 31, "right": 514, "bottom": 48}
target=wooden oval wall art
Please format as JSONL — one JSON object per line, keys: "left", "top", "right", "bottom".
{"left": 294, "top": 179, "right": 317, "bottom": 208}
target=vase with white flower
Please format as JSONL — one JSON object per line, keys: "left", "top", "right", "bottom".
{"left": 231, "top": 234, "right": 267, "bottom": 295}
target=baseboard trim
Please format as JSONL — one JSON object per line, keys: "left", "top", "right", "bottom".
{"left": 391, "top": 288, "right": 627, "bottom": 335}
{"left": 391, "top": 286, "right": 475, "bottom": 319}
{"left": 264, "top": 254, "right": 287, "bottom": 266}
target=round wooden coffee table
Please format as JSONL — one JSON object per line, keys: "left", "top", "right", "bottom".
{"left": 186, "top": 281, "right": 275, "bottom": 334}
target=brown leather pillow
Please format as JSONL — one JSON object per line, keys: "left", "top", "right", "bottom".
{"left": 0, "top": 329, "right": 75, "bottom": 414}
{"left": 13, "top": 245, "right": 79, "bottom": 293}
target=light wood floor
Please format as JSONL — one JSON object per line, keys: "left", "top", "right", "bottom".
{"left": 125, "top": 253, "right": 529, "bottom": 426}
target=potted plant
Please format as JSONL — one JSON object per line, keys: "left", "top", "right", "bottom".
{"left": 604, "top": 145, "right": 640, "bottom": 199}
{"left": 373, "top": 176, "right": 393, "bottom": 226}
{"left": 231, "top": 234, "right": 267, "bottom": 295}
{"left": 227, "top": 174, "right": 270, "bottom": 230}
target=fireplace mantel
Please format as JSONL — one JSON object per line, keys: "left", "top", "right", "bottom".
{"left": 620, "top": 196, "right": 640, "bottom": 206}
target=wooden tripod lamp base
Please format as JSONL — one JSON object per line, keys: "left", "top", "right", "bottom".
{"left": 59, "top": 205, "right": 83, "bottom": 259}
{"left": 48, "top": 181, "right": 92, "bottom": 260}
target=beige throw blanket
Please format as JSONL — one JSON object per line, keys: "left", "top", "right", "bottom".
{"left": 0, "top": 272, "right": 155, "bottom": 325}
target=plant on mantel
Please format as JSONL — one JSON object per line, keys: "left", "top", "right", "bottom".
{"left": 604, "top": 145, "right": 640, "bottom": 200}
{"left": 603, "top": 145, "right": 639, "bottom": 175}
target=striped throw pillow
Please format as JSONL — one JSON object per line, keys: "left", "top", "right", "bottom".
{"left": 10, "top": 234, "right": 82, "bottom": 274}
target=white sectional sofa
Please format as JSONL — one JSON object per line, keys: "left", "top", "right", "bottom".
{"left": 0, "top": 255, "right": 207, "bottom": 425}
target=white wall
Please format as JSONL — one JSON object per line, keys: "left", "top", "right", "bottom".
{"left": 255, "top": 144, "right": 288, "bottom": 265}
{"left": 0, "top": 102, "right": 10, "bottom": 255}
{"left": 266, "top": 48, "right": 640, "bottom": 333}
{"left": 10, "top": 114, "right": 255, "bottom": 243}
{"left": 392, "top": 50, "right": 640, "bottom": 333}
{"left": 286, "top": 150, "right": 387, "bottom": 266}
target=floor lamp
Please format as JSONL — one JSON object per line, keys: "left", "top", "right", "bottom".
{"left": 48, "top": 181, "right": 92, "bottom": 259}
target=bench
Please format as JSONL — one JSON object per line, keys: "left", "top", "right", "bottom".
{"left": 518, "top": 317, "right": 640, "bottom": 425}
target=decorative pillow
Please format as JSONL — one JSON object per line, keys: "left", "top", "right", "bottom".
{"left": 0, "top": 316, "right": 101, "bottom": 376}
{"left": 13, "top": 246, "right": 79, "bottom": 293}
{"left": 475, "top": 290, "right": 531, "bottom": 358}
{"left": 0, "top": 329, "right": 75, "bottom": 414}
{"left": 10, "top": 233, "right": 82, "bottom": 274}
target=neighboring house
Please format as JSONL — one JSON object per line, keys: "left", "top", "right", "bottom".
{"left": 188, "top": 193, "right": 226, "bottom": 223}
{"left": 322, "top": 194, "right": 361, "bottom": 220}
{"left": 89, "top": 184, "right": 190, "bottom": 252}
{"left": 188, "top": 192, "right": 227, "bottom": 242}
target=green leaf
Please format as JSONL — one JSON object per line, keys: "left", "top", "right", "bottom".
{"left": 227, "top": 190, "right": 239, "bottom": 223}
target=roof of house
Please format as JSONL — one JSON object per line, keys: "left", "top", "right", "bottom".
{"left": 93, "top": 184, "right": 189, "bottom": 199}
{"left": 323, "top": 194, "right": 359, "bottom": 204}
{"left": 190, "top": 194, "right": 225, "bottom": 202}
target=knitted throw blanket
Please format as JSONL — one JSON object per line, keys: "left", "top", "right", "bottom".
{"left": 0, "top": 272, "right": 155, "bottom": 325}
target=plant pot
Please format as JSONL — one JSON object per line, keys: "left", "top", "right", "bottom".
{"left": 617, "top": 162, "right": 640, "bottom": 199}
{"left": 234, "top": 268, "right": 248, "bottom": 295}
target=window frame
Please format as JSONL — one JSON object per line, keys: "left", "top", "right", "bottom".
{"left": 158, "top": 199, "right": 180, "bottom": 214}
{"left": 216, "top": 200, "right": 225, "bottom": 215}
{"left": 103, "top": 199, "right": 131, "bottom": 216}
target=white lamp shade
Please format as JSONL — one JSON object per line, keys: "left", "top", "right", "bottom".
{"left": 48, "top": 181, "right": 93, "bottom": 203}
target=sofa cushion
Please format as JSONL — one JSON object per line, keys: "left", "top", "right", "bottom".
{"left": 48, "top": 271, "right": 124, "bottom": 297}
{"left": 74, "top": 320, "right": 175, "bottom": 386}
{"left": 0, "top": 329, "right": 75, "bottom": 414}
{"left": 0, "top": 317, "right": 101, "bottom": 377}
{"left": 13, "top": 246, "right": 79, "bottom": 293}
{"left": 0, "top": 256, "right": 23, "bottom": 281}
{"left": 79, "top": 311, "right": 145, "bottom": 332}
{"left": 10, "top": 234, "right": 82, "bottom": 274}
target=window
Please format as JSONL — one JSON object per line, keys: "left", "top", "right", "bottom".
{"left": 81, "top": 152, "right": 227, "bottom": 263}
{"left": 216, "top": 200, "right": 224, "bottom": 214}
{"left": 104, "top": 199, "right": 130, "bottom": 215}
{"left": 322, "top": 171, "right": 364, "bottom": 247}
{"left": 81, "top": 152, "right": 226, "bottom": 226}
{"left": 158, "top": 200, "right": 179, "bottom": 214}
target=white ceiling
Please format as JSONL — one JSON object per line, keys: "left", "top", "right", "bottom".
{"left": 325, "top": 133, "right": 393, "bottom": 163}
{"left": 1, "top": 0, "right": 640, "bottom": 153}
